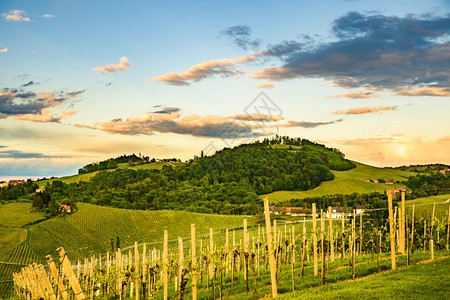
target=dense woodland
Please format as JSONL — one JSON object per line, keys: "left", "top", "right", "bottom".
{"left": 1, "top": 137, "right": 449, "bottom": 216}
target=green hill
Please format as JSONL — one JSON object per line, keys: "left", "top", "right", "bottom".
{"left": 263, "top": 162, "right": 417, "bottom": 203}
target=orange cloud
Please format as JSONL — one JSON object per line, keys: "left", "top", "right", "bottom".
{"left": 332, "top": 106, "right": 397, "bottom": 115}
{"left": 61, "top": 110, "right": 78, "bottom": 117}
{"left": 255, "top": 83, "right": 274, "bottom": 89}
{"left": 392, "top": 86, "right": 450, "bottom": 97}
{"left": 3, "top": 10, "right": 30, "bottom": 22}
{"left": 0, "top": 48, "right": 8, "bottom": 53}
{"left": 250, "top": 67, "right": 292, "bottom": 80}
{"left": 93, "top": 57, "right": 131, "bottom": 74}
{"left": 326, "top": 92, "right": 381, "bottom": 99}
{"left": 149, "top": 54, "right": 256, "bottom": 85}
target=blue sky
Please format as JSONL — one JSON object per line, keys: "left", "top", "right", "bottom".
{"left": 1, "top": 0, "right": 450, "bottom": 179}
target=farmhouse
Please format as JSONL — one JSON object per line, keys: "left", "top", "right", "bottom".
{"left": 385, "top": 178, "right": 394, "bottom": 184}
{"left": 8, "top": 180, "right": 24, "bottom": 186}
{"left": 439, "top": 169, "right": 450, "bottom": 174}
{"left": 366, "top": 178, "right": 379, "bottom": 183}
{"left": 0, "top": 181, "right": 8, "bottom": 188}
{"left": 59, "top": 204, "right": 72, "bottom": 213}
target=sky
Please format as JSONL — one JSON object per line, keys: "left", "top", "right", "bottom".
{"left": 1, "top": 0, "right": 450, "bottom": 179}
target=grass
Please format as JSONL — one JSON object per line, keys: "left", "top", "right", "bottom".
{"left": 263, "top": 162, "right": 417, "bottom": 203}
{"left": 405, "top": 194, "right": 450, "bottom": 206}
{"left": 280, "top": 255, "right": 450, "bottom": 299}
{"left": 0, "top": 203, "right": 46, "bottom": 228}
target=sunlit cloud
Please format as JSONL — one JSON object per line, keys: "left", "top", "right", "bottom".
{"left": 278, "top": 119, "right": 343, "bottom": 128}
{"left": 255, "top": 83, "right": 274, "bottom": 89}
{"left": 392, "top": 86, "right": 450, "bottom": 97}
{"left": 81, "top": 111, "right": 284, "bottom": 138}
{"left": 332, "top": 106, "right": 397, "bottom": 115}
{"left": 148, "top": 54, "right": 256, "bottom": 86}
{"left": 250, "top": 12, "right": 450, "bottom": 96}
{"left": 326, "top": 91, "right": 381, "bottom": 99}
{"left": 92, "top": 57, "right": 131, "bottom": 74}
{"left": 0, "top": 48, "right": 8, "bottom": 53}
{"left": 0, "top": 88, "right": 83, "bottom": 123}
{"left": 2, "top": 10, "right": 30, "bottom": 22}
{"left": 43, "top": 14, "right": 55, "bottom": 19}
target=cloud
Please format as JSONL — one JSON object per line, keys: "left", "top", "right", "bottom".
{"left": 255, "top": 83, "right": 274, "bottom": 89}
{"left": 21, "top": 81, "right": 38, "bottom": 87}
{"left": 0, "top": 88, "right": 83, "bottom": 123}
{"left": 221, "top": 25, "right": 261, "bottom": 50}
{"left": 0, "top": 149, "right": 68, "bottom": 159}
{"left": 392, "top": 86, "right": 450, "bottom": 97}
{"left": 148, "top": 54, "right": 256, "bottom": 85}
{"left": 332, "top": 106, "right": 397, "bottom": 115}
{"left": 278, "top": 119, "right": 343, "bottom": 128}
{"left": 326, "top": 91, "right": 381, "bottom": 99}
{"left": 0, "top": 48, "right": 8, "bottom": 53}
{"left": 152, "top": 107, "right": 181, "bottom": 114}
{"left": 75, "top": 124, "right": 98, "bottom": 130}
{"left": 2, "top": 10, "right": 30, "bottom": 22}
{"left": 92, "top": 57, "right": 131, "bottom": 74}
{"left": 89, "top": 110, "right": 282, "bottom": 138}
{"left": 43, "top": 14, "right": 55, "bottom": 19}
{"left": 250, "top": 12, "right": 450, "bottom": 95}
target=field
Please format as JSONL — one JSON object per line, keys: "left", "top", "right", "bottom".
{"left": 0, "top": 202, "right": 253, "bottom": 297}
{"left": 36, "top": 161, "right": 177, "bottom": 186}
{"left": 0, "top": 203, "right": 46, "bottom": 228}
{"left": 281, "top": 255, "right": 450, "bottom": 299}
{"left": 263, "top": 162, "right": 417, "bottom": 203}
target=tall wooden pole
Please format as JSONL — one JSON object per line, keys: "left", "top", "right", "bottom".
{"left": 411, "top": 205, "right": 415, "bottom": 252}
{"left": 178, "top": 237, "right": 183, "bottom": 292}
{"left": 134, "top": 242, "right": 139, "bottom": 300}
{"left": 447, "top": 205, "right": 450, "bottom": 251}
{"left": 244, "top": 219, "right": 249, "bottom": 282}
{"left": 163, "top": 231, "right": 168, "bottom": 300}
{"left": 312, "top": 203, "right": 318, "bottom": 276}
{"left": 56, "top": 247, "right": 86, "bottom": 300}
{"left": 209, "top": 228, "right": 214, "bottom": 280}
{"left": 341, "top": 212, "right": 345, "bottom": 258}
{"left": 46, "top": 255, "right": 68, "bottom": 300}
{"left": 320, "top": 210, "right": 326, "bottom": 285}
{"left": 263, "top": 197, "right": 278, "bottom": 298}
{"left": 387, "top": 192, "right": 396, "bottom": 270}
{"left": 400, "top": 191, "right": 406, "bottom": 255}
{"left": 191, "top": 224, "right": 197, "bottom": 300}
{"left": 328, "top": 207, "right": 334, "bottom": 262}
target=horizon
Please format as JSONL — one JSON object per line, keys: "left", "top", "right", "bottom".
{"left": 1, "top": 0, "right": 450, "bottom": 178}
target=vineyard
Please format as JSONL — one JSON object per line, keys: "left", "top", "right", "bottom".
{"left": 9, "top": 193, "right": 450, "bottom": 299}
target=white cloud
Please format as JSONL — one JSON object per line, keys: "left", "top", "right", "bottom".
{"left": 3, "top": 10, "right": 30, "bottom": 22}
{"left": 0, "top": 48, "right": 8, "bottom": 53}
{"left": 43, "top": 14, "right": 56, "bottom": 19}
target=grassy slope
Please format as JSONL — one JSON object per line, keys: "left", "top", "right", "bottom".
{"left": 281, "top": 256, "right": 450, "bottom": 299}
{"left": 263, "top": 162, "right": 417, "bottom": 203}
{"left": 0, "top": 203, "right": 46, "bottom": 228}
{"left": 36, "top": 161, "right": 175, "bottom": 186}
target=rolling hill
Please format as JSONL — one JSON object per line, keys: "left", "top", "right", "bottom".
{"left": 263, "top": 162, "right": 417, "bottom": 203}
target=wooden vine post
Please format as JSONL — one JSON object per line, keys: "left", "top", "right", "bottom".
{"left": 387, "top": 192, "right": 396, "bottom": 270}
{"left": 191, "top": 224, "right": 197, "bottom": 300}
{"left": 400, "top": 191, "right": 406, "bottom": 255}
{"left": 341, "top": 212, "right": 345, "bottom": 258}
{"left": 430, "top": 204, "right": 435, "bottom": 260}
{"left": 320, "top": 210, "right": 326, "bottom": 285}
{"left": 134, "top": 242, "right": 139, "bottom": 300}
{"left": 56, "top": 247, "right": 86, "bottom": 300}
{"left": 351, "top": 211, "right": 356, "bottom": 280}
{"left": 244, "top": 219, "right": 249, "bottom": 282}
{"left": 263, "top": 197, "right": 278, "bottom": 298}
{"left": 163, "top": 230, "right": 168, "bottom": 300}
{"left": 447, "top": 205, "right": 450, "bottom": 251}
{"left": 46, "top": 255, "right": 68, "bottom": 300}
{"left": 178, "top": 237, "right": 183, "bottom": 292}
{"left": 328, "top": 206, "right": 334, "bottom": 262}
{"left": 411, "top": 205, "right": 415, "bottom": 252}
{"left": 312, "top": 203, "right": 318, "bottom": 276}
{"left": 209, "top": 227, "right": 214, "bottom": 283}
{"left": 301, "top": 218, "right": 306, "bottom": 278}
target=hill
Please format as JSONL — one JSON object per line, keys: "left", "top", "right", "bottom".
{"left": 263, "top": 162, "right": 416, "bottom": 203}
